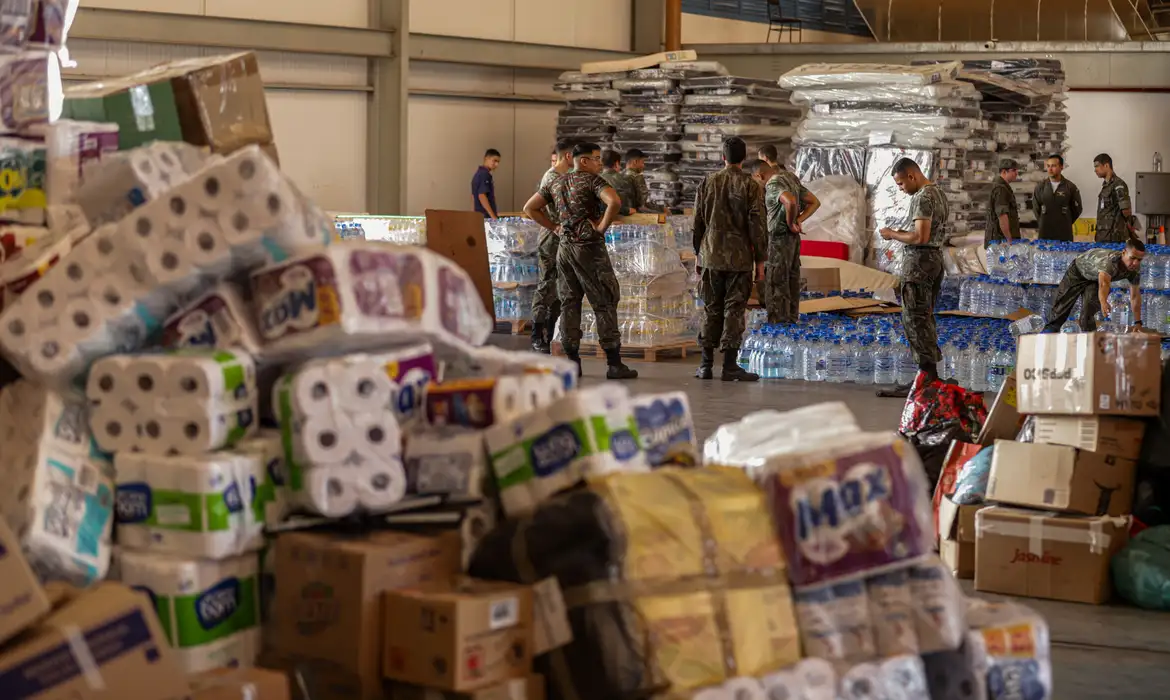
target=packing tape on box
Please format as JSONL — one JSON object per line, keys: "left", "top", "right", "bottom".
{"left": 55, "top": 622, "right": 106, "bottom": 691}
{"left": 974, "top": 509, "right": 1129, "bottom": 555}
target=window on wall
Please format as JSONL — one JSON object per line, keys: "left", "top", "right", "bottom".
{"left": 681, "top": 0, "right": 873, "bottom": 38}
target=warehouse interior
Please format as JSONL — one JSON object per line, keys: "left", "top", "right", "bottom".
{"left": 1, "top": 0, "right": 1169, "bottom": 698}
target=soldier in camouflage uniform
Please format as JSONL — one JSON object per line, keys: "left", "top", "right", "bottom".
{"left": 1043, "top": 241, "right": 1145, "bottom": 333}
{"left": 529, "top": 138, "right": 575, "bottom": 353}
{"left": 523, "top": 142, "right": 637, "bottom": 380}
{"left": 1093, "top": 153, "right": 1136, "bottom": 243}
{"left": 623, "top": 148, "right": 663, "bottom": 213}
{"left": 765, "top": 165, "right": 821, "bottom": 324}
{"left": 879, "top": 158, "right": 949, "bottom": 394}
{"left": 984, "top": 159, "right": 1020, "bottom": 246}
{"left": 692, "top": 137, "right": 766, "bottom": 382}
{"left": 600, "top": 150, "right": 639, "bottom": 215}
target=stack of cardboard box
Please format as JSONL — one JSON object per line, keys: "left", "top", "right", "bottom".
{"left": 970, "top": 332, "right": 1162, "bottom": 605}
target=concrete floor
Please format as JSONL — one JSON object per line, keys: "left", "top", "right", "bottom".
{"left": 494, "top": 336, "right": 1170, "bottom": 699}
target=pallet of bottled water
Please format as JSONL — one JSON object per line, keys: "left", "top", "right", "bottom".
{"left": 986, "top": 239, "right": 1170, "bottom": 288}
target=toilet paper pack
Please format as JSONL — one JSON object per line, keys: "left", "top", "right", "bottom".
{"left": 117, "top": 549, "right": 262, "bottom": 674}
{"left": 250, "top": 241, "right": 493, "bottom": 363}
{"left": 908, "top": 558, "right": 966, "bottom": 654}
{"left": 631, "top": 391, "right": 698, "bottom": 467}
{"left": 444, "top": 344, "right": 578, "bottom": 392}
{"left": 866, "top": 569, "right": 918, "bottom": 657}
{"left": 0, "top": 379, "right": 114, "bottom": 586}
{"left": 424, "top": 376, "right": 540, "bottom": 429}
{"left": 0, "top": 230, "right": 70, "bottom": 312}
{"left": 485, "top": 384, "right": 648, "bottom": 518}
{"left": 404, "top": 428, "right": 488, "bottom": 497}
{"left": 75, "top": 141, "right": 206, "bottom": 227}
{"left": 161, "top": 282, "right": 263, "bottom": 356}
{"left": 0, "top": 136, "right": 48, "bottom": 225}
{"left": 114, "top": 450, "right": 266, "bottom": 560}
{"left": 30, "top": 119, "right": 119, "bottom": 238}
{"left": 235, "top": 430, "right": 289, "bottom": 527}
{"left": 965, "top": 600, "right": 1052, "bottom": 700}
{"left": 0, "top": 51, "right": 62, "bottom": 132}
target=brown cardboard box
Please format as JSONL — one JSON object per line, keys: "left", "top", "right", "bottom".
{"left": 0, "top": 519, "right": 51, "bottom": 646}
{"left": 977, "top": 373, "right": 1023, "bottom": 445}
{"left": 190, "top": 667, "right": 290, "bottom": 699}
{"left": 798, "top": 267, "right": 840, "bottom": 295}
{"left": 986, "top": 440, "right": 1136, "bottom": 516}
{"left": 938, "top": 497, "right": 982, "bottom": 579}
{"left": 0, "top": 582, "right": 186, "bottom": 700}
{"left": 580, "top": 50, "right": 698, "bottom": 74}
{"left": 389, "top": 675, "right": 545, "bottom": 700}
{"left": 259, "top": 650, "right": 368, "bottom": 700}
{"left": 383, "top": 580, "right": 533, "bottom": 692}
{"left": 1016, "top": 332, "right": 1162, "bottom": 416}
{"left": 268, "top": 531, "right": 461, "bottom": 700}
{"left": 1031, "top": 415, "right": 1146, "bottom": 460}
{"left": 974, "top": 505, "right": 1130, "bottom": 604}
{"left": 164, "top": 52, "right": 273, "bottom": 154}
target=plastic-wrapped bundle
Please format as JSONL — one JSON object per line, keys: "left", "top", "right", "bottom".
{"left": 802, "top": 175, "right": 867, "bottom": 264}
{"left": 442, "top": 344, "right": 577, "bottom": 392}
{"left": 485, "top": 216, "right": 541, "bottom": 256}
{"left": 333, "top": 215, "right": 426, "bottom": 245}
{"left": 703, "top": 402, "right": 862, "bottom": 475}
{"left": 493, "top": 286, "right": 534, "bottom": 321}
{"left": 866, "top": 146, "right": 936, "bottom": 277}
{"left": 794, "top": 146, "right": 868, "bottom": 184}
{"left": 468, "top": 466, "right": 800, "bottom": 699}
{"left": 489, "top": 252, "right": 539, "bottom": 286}
{"left": 780, "top": 62, "right": 960, "bottom": 89}
{"left": 76, "top": 141, "right": 211, "bottom": 228}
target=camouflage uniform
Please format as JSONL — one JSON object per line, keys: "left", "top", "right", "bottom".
{"left": 540, "top": 171, "right": 622, "bottom": 350}
{"left": 600, "top": 170, "right": 638, "bottom": 215}
{"left": 764, "top": 170, "right": 808, "bottom": 324}
{"left": 1096, "top": 176, "right": 1133, "bottom": 243}
{"left": 693, "top": 167, "right": 766, "bottom": 350}
{"left": 624, "top": 168, "right": 663, "bottom": 212}
{"left": 532, "top": 167, "right": 563, "bottom": 329}
{"left": 1043, "top": 248, "right": 1141, "bottom": 333}
{"left": 984, "top": 175, "right": 1020, "bottom": 246}
{"left": 900, "top": 184, "right": 949, "bottom": 366}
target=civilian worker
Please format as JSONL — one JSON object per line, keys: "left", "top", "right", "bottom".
{"left": 529, "top": 138, "right": 575, "bottom": 354}
{"left": 1043, "top": 240, "right": 1145, "bottom": 333}
{"left": 472, "top": 149, "right": 501, "bottom": 219}
{"left": 691, "top": 137, "right": 766, "bottom": 383}
{"left": 985, "top": 159, "right": 1020, "bottom": 245}
{"left": 522, "top": 142, "right": 638, "bottom": 380}
{"left": 1032, "top": 154, "right": 1082, "bottom": 242}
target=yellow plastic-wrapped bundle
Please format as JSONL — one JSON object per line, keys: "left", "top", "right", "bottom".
{"left": 469, "top": 466, "right": 800, "bottom": 699}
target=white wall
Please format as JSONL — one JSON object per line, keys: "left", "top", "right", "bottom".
{"left": 410, "top": 0, "right": 631, "bottom": 52}
{"left": 1064, "top": 91, "right": 1170, "bottom": 222}
{"left": 82, "top": 0, "right": 368, "bottom": 27}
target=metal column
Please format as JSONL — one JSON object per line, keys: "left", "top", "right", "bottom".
{"left": 368, "top": 0, "right": 409, "bottom": 214}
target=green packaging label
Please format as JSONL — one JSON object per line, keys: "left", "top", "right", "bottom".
{"left": 141, "top": 574, "right": 259, "bottom": 649}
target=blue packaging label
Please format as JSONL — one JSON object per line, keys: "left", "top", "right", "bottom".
{"left": 531, "top": 425, "right": 584, "bottom": 477}
{"left": 988, "top": 659, "right": 1048, "bottom": 700}
{"left": 115, "top": 483, "right": 152, "bottom": 524}
{"left": 633, "top": 396, "right": 695, "bottom": 466}
{"left": 196, "top": 578, "right": 242, "bottom": 630}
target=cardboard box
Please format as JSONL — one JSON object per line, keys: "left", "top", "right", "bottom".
{"left": 798, "top": 266, "right": 840, "bottom": 294}
{"left": 383, "top": 580, "right": 533, "bottom": 692}
{"left": 1031, "top": 415, "right": 1146, "bottom": 460}
{"left": 259, "top": 650, "right": 367, "bottom": 700}
{"left": 978, "top": 373, "right": 1023, "bottom": 446}
{"left": 974, "top": 505, "right": 1129, "bottom": 604}
{"left": 932, "top": 441, "right": 983, "bottom": 538}
{"left": 986, "top": 440, "right": 1136, "bottom": 516}
{"left": 530, "top": 578, "right": 572, "bottom": 656}
{"left": 0, "top": 519, "right": 51, "bottom": 647}
{"left": 580, "top": 50, "right": 698, "bottom": 75}
{"left": 190, "top": 667, "right": 290, "bottom": 699}
{"left": 63, "top": 77, "right": 184, "bottom": 150}
{"left": 1016, "top": 332, "right": 1162, "bottom": 416}
{"left": 389, "top": 675, "right": 545, "bottom": 700}
{"left": 938, "top": 497, "right": 982, "bottom": 579}
{"left": 0, "top": 582, "right": 186, "bottom": 700}
{"left": 268, "top": 531, "right": 461, "bottom": 700}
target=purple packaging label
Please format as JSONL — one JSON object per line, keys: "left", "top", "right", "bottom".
{"left": 162, "top": 293, "right": 240, "bottom": 350}
{"left": 253, "top": 255, "right": 339, "bottom": 341}
{"left": 767, "top": 442, "right": 928, "bottom": 588}
{"left": 347, "top": 247, "right": 425, "bottom": 320}
{"left": 424, "top": 380, "right": 504, "bottom": 429}
{"left": 76, "top": 130, "right": 119, "bottom": 180}
{"left": 385, "top": 350, "right": 438, "bottom": 424}
{"left": 27, "top": 0, "right": 65, "bottom": 47}
{"left": 437, "top": 265, "right": 476, "bottom": 342}
{"left": 0, "top": 54, "right": 49, "bottom": 131}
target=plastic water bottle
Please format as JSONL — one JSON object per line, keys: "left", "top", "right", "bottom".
{"left": 970, "top": 344, "right": 990, "bottom": 392}
{"left": 895, "top": 342, "right": 917, "bottom": 386}
{"left": 801, "top": 335, "right": 819, "bottom": 381}
{"left": 987, "top": 344, "right": 1011, "bottom": 392}
{"left": 954, "top": 342, "right": 971, "bottom": 388}
{"left": 762, "top": 334, "right": 780, "bottom": 379}
{"left": 941, "top": 340, "right": 958, "bottom": 381}
{"left": 738, "top": 332, "right": 756, "bottom": 371}
{"left": 874, "top": 339, "right": 896, "bottom": 385}
{"left": 826, "top": 340, "right": 848, "bottom": 383}
{"left": 811, "top": 337, "right": 829, "bottom": 382}
{"left": 853, "top": 338, "right": 875, "bottom": 385}
{"left": 778, "top": 334, "right": 796, "bottom": 379}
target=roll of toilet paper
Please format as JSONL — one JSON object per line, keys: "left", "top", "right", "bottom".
{"left": 839, "top": 663, "right": 885, "bottom": 700}
{"left": 867, "top": 569, "right": 919, "bottom": 658}
{"left": 631, "top": 391, "right": 698, "bottom": 468}
{"left": 404, "top": 429, "right": 487, "bottom": 497}
{"left": 425, "top": 377, "right": 531, "bottom": 429}
{"left": 879, "top": 655, "right": 930, "bottom": 700}
{"left": 722, "top": 678, "right": 766, "bottom": 700}
{"left": 760, "top": 670, "right": 803, "bottom": 700}
{"left": 334, "top": 361, "right": 395, "bottom": 414}
{"left": 295, "top": 412, "right": 357, "bottom": 465}
{"left": 162, "top": 349, "right": 256, "bottom": 404}
{"left": 86, "top": 354, "right": 131, "bottom": 405}
{"left": 117, "top": 550, "right": 261, "bottom": 674}
{"left": 909, "top": 559, "right": 966, "bottom": 654}
{"left": 794, "top": 586, "right": 846, "bottom": 662}
{"left": 90, "top": 403, "right": 138, "bottom": 452}
{"left": 303, "top": 466, "right": 361, "bottom": 518}
{"left": 349, "top": 410, "right": 402, "bottom": 463}
{"left": 354, "top": 458, "right": 408, "bottom": 510}
{"left": 831, "top": 580, "right": 876, "bottom": 662}
{"left": 287, "top": 362, "right": 334, "bottom": 415}
{"left": 161, "top": 283, "right": 262, "bottom": 356}
{"left": 794, "top": 658, "right": 837, "bottom": 700}
{"left": 249, "top": 241, "right": 493, "bottom": 363}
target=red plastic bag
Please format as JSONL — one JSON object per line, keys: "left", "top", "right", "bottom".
{"left": 899, "top": 372, "right": 988, "bottom": 490}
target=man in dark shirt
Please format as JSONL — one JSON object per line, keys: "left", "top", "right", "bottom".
{"left": 523, "top": 142, "right": 637, "bottom": 380}
{"left": 1033, "top": 154, "right": 1082, "bottom": 242}
{"left": 692, "top": 137, "right": 766, "bottom": 382}
{"left": 1043, "top": 241, "right": 1145, "bottom": 333}
{"left": 472, "top": 149, "right": 501, "bottom": 219}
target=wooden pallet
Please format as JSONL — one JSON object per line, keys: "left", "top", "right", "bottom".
{"left": 493, "top": 319, "right": 533, "bottom": 335}
{"left": 552, "top": 339, "right": 697, "bottom": 362}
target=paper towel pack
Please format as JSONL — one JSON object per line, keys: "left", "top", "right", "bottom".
{"left": 631, "top": 391, "right": 698, "bottom": 467}
{"left": 0, "top": 145, "right": 327, "bottom": 392}
{"left": 0, "top": 380, "right": 114, "bottom": 586}
{"left": 87, "top": 349, "right": 258, "bottom": 455}
{"left": 161, "top": 282, "right": 263, "bottom": 357}
{"left": 403, "top": 428, "right": 488, "bottom": 497}
{"left": 443, "top": 344, "right": 578, "bottom": 392}
{"left": 115, "top": 450, "right": 267, "bottom": 560}
{"left": 485, "top": 384, "right": 648, "bottom": 518}
{"left": 250, "top": 241, "right": 493, "bottom": 363}
{"left": 117, "top": 549, "right": 262, "bottom": 674}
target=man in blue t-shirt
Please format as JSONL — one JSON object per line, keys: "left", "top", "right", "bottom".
{"left": 472, "top": 149, "right": 501, "bottom": 219}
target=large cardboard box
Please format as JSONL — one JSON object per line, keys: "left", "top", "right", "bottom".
{"left": 190, "top": 667, "right": 290, "bottom": 699}
{"left": 974, "top": 505, "right": 1129, "bottom": 604}
{"left": 977, "top": 373, "right": 1023, "bottom": 446}
{"left": 268, "top": 531, "right": 461, "bottom": 700}
{"left": 389, "top": 676, "right": 546, "bottom": 700}
{"left": 986, "top": 440, "right": 1136, "bottom": 516}
{"left": 1031, "top": 415, "right": 1146, "bottom": 460}
{"left": 383, "top": 580, "right": 533, "bottom": 692}
{"left": 1016, "top": 332, "right": 1162, "bottom": 417}
{"left": 0, "top": 519, "right": 51, "bottom": 647}
{"left": 0, "top": 582, "right": 186, "bottom": 700}
{"left": 938, "top": 497, "right": 982, "bottom": 579}
{"left": 798, "top": 266, "right": 840, "bottom": 295}
{"left": 63, "top": 77, "right": 184, "bottom": 150}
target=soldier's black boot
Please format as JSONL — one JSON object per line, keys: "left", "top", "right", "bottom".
{"left": 563, "top": 346, "right": 583, "bottom": 378}
{"left": 695, "top": 347, "right": 715, "bottom": 380}
{"left": 605, "top": 347, "right": 638, "bottom": 380}
{"left": 721, "top": 349, "right": 758, "bottom": 382}
{"left": 530, "top": 322, "right": 550, "bottom": 353}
